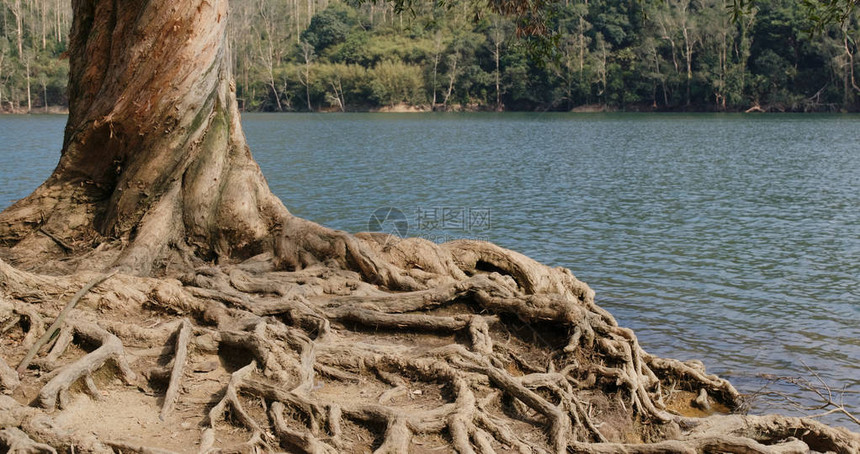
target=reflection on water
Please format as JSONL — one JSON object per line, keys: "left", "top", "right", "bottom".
{"left": 2, "top": 112, "right": 858, "bottom": 426}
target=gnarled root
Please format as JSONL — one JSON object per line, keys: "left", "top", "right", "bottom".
{"left": 0, "top": 231, "right": 857, "bottom": 453}
{"left": 681, "top": 413, "right": 860, "bottom": 453}
{"left": 160, "top": 319, "right": 192, "bottom": 421}
{"left": 568, "top": 413, "right": 860, "bottom": 454}
{"left": 36, "top": 319, "right": 136, "bottom": 410}
{"left": 200, "top": 362, "right": 270, "bottom": 453}
{"left": 0, "top": 427, "right": 57, "bottom": 454}
{"left": 0, "top": 298, "right": 45, "bottom": 354}
{"left": 0, "top": 356, "right": 20, "bottom": 391}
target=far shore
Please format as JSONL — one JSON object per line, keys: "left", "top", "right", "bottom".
{"left": 1, "top": 102, "right": 856, "bottom": 115}
{"left": 0, "top": 106, "right": 69, "bottom": 115}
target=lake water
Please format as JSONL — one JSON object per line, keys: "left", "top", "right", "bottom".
{"left": 1, "top": 113, "right": 858, "bottom": 426}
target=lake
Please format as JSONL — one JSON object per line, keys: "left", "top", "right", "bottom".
{"left": 1, "top": 113, "right": 858, "bottom": 425}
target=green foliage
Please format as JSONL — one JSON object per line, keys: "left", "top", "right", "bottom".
{"left": 302, "top": 4, "right": 360, "bottom": 53}
{"left": 229, "top": 0, "right": 860, "bottom": 112}
{"left": 316, "top": 63, "right": 371, "bottom": 108}
{"left": 0, "top": 1, "right": 71, "bottom": 112}
{"left": 369, "top": 59, "right": 426, "bottom": 105}
{"left": 1, "top": 0, "right": 858, "bottom": 113}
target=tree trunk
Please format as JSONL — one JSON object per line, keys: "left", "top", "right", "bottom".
{"left": 0, "top": 53, "right": 4, "bottom": 110}
{"left": 444, "top": 53, "right": 458, "bottom": 108}
{"left": 13, "top": 0, "right": 23, "bottom": 57}
{"left": 683, "top": 26, "right": 693, "bottom": 106}
{"left": 431, "top": 32, "right": 441, "bottom": 108}
{"left": 56, "top": 0, "right": 62, "bottom": 42}
{"left": 24, "top": 55, "right": 30, "bottom": 113}
{"left": 495, "top": 43, "right": 501, "bottom": 111}
{"left": 491, "top": 23, "right": 503, "bottom": 112}
{"left": 41, "top": 1, "right": 47, "bottom": 50}
{"left": 0, "top": 0, "right": 288, "bottom": 274}
{"left": 42, "top": 77, "right": 48, "bottom": 113}
{"left": 301, "top": 41, "right": 314, "bottom": 111}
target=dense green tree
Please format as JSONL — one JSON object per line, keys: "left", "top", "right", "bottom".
{"left": 0, "top": 0, "right": 68, "bottom": 112}
{"left": 301, "top": 4, "right": 359, "bottom": 53}
{"left": 0, "top": 0, "right": 857, "bottom": 112}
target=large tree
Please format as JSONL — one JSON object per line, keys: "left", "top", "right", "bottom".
{"left": 0, "top": 0, "right": 858, "bottom": 452}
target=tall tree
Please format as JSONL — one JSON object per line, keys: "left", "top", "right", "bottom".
{"left": 0, "top": 0, "right": 290, "bottom": 273}
{"left": 654, "top": 0, "right": 700, "bottom": 105}
{"left": 6, "top": 0, "right": 22, "bottom": 56}
{"left": 299, "top": 39, "right": 315, "bottom": 110}
{"left": 255, "top": 0, "right": 287, "bottom": 111}
{"left": 0, "top": 41, "right": 6, "bottom": 108}
{"left": 489, "top": 17, "right": 508, "bottom": 111}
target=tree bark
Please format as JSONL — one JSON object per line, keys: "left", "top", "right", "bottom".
{"left": 24, "top": 55, "right": 30, "bottom": 113}
{"left": 13, "top": 0, "right": 23, "bottom": 57}
{"left": 0, "top": 0, "right": 289, "bottom": 274}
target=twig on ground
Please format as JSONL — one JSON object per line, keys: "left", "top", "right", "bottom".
{"left": 756, "top": 362, "right": 859, "bottom": 427}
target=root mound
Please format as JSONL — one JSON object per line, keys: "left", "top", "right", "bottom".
{"left": 2, "top": 232, "right": 857, "bottom": 454}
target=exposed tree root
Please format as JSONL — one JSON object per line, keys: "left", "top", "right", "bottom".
{"left": 17, "top": 270, "right": 118, "bottom": 375}
{"left": 35, "top": 319, "right": 136, "bottom": 410}
{"left": 0, "top": 298, "right": 45, "bottom": 354}
{"left": 200, "top": 362, "right": 270, "bottom": 453}
{"left": 0, "top": 427, "right": 57, "bottom": 454}
{"left": 1, "top": 239, "right": 859, "bottom": 453}
{"left": 104, "top": 441, "right": 180, "bottom": 454}
{"left": 160, "top": 319, "right": 192, "bottom": 421}
{"left": 0, "top": 355, "right": 20, "bottom": 391}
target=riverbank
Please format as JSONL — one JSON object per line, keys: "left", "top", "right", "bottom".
{"left": 222, "top": 101, "right": 860, "bottom": 114}
{"left": 3, "top": 102, "right": 855, "bottom": 115}
{"left": 0, "top": 107, "right": 69, "bottom": 115}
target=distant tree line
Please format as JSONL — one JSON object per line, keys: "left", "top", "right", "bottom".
{"left": 1, "top": 0, "right": 858, "bottom": 113}
{"left": 0, "top": 0, "right": 71, "bottom": 113}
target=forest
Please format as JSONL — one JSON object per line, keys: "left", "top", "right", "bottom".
{"left": 0, "top": 0, "right": 858, "bottom": 113}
